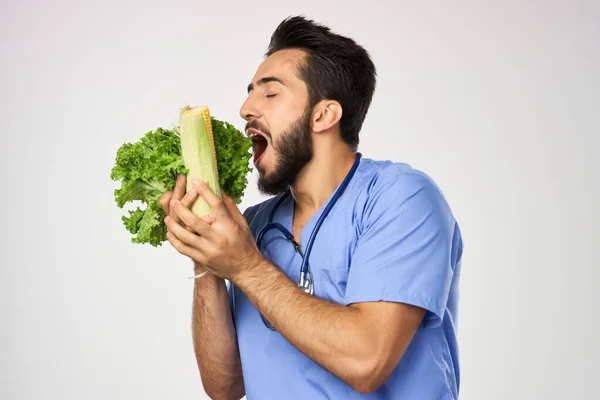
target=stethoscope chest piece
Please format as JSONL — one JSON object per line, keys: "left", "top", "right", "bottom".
{"left": 298, "top": 269, "right": 314, "bottom": 295}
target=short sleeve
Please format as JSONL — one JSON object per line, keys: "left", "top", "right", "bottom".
{"left": 344, "top": 171, "right": 459, "bottom": 328}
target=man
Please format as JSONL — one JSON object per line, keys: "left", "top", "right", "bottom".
{"left": 160, "top": 15, "right": 463, "bottom": 400}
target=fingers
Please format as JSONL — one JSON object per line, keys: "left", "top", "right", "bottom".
{"left": 165, "top": 215, "right": 203, "bottom": 245}
{"left": 167, "top": 174, "right": 190, "bottom": 227}
{"left": 180, "top": 187, "right": 199, "bottom": 209}
{"left": 165, "top": 185, "right": 212, "bottom": 236}
{"left": 192, "top": 180, "right": 230, "bottom": 221}
{"left": 159, "top": 190, "right": 173, "bottom": 214}
{"left": 159, "top": 174, "right": 185, "bottom": 215}
{"left": 173, "top": 174, "right": 186, "bottom": 201}
{"left": 165, "top": 225, "right": 206, "bottom": 263}
{"left": 171, "top": 200, "right": 214, "bottom": 237}
{"left": 222, "top": 192, "right": 247, "bottom": 227}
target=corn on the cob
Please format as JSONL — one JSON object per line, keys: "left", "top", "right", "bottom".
{"left": 179, "top": 105, "right": 222, "bottom": 218}
{"left": 201, "top": 106, "right": 219, "bottom": 181}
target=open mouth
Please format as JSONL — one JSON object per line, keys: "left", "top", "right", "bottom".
{"left": 247, "top": 129, "right": 269, "bottom": 165}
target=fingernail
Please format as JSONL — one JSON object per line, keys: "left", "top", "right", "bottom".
{"left": 192, "top": 179, "right": 201, "bottom": 187}
{"left": 189, "top": 188, "right": 197, "bottom": 196}
{"left": 170, "top": 199, "right": 176, "bottom": 207}
{"left": 164, "top": 216, "right": 170, "bottom": 223}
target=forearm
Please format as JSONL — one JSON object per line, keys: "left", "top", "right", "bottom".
{"left": 232, "top": 260, "right": 378, "bottom": 391}
{"left": 192, "top": 265, "right": 244, "bottom": 400}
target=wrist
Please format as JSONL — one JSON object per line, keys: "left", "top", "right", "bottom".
{"left": 193, "top": 261, "right": 208, "bottom": 275}
{"left": 231, "top": 254, "right": 270, "bottom": 285}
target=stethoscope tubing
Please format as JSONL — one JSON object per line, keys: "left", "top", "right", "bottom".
{"left": 298, "top": 153, "right": 362, "bottom": 277}
{"left": 255, "top": 153, "right": 362, "bottom": 288}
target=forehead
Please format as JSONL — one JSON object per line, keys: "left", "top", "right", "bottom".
{"left": 251, "top": 49, "right": 307, "bottom": 86}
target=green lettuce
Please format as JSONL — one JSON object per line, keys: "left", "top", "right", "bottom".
{"left": 110, "top": 117, "right": 252, "bottom": 247}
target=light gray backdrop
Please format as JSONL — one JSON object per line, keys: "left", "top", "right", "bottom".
{"left": 1, "top": 0, "right": 598, "bottom": 399}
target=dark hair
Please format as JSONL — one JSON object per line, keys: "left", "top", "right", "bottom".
{"left": 265, "top": 15, "right": 377, "bottom": 151}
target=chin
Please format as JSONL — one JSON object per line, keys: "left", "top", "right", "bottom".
{"left": 256, "top": 155, "right": 273, "bottom": 175}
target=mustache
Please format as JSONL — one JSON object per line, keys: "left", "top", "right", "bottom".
{"left": 245, "top": 120, "right": 272, "bottom": 141}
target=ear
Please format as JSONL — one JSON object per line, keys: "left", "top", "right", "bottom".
{"left": 311, "top": 100, "right": 342, "bottom": 133}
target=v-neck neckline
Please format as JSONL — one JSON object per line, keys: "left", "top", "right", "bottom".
{"left": 273, "top": 154, "right": 365, "bottom": 253}
{"left": 278, "top": 189, "right": 336, "bottom": 252}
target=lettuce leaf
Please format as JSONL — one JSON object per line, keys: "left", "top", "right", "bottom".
{"left": 110, "top": 118, "right": 252, "bottom": 246}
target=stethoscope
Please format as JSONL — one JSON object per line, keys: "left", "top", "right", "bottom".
{"left": 254, "top": 153, "right": 362, "bottom": 329}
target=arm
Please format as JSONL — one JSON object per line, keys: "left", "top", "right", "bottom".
{"left": 191, "top": 263, "right": 245, "bottom": 400}
{"left": 232, "top": 260, "right": 425, "bottom": 394}
{"left": 167, "top": 174, "right": 457, "bottom": 395}
{"left": 159, "top": 177, "right": 244, "bottom": 400}
{"left": 229, "top": 173, "right": 455, "bottom": 393}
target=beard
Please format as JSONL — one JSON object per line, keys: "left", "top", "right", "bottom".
{"left": 256, "top": 109, "right": 313, "bottom": 196}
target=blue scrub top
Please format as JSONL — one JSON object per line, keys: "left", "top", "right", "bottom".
{"left": 229, "top": 157, "right": 463, "bottom": 399}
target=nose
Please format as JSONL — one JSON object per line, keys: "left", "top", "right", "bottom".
{"left": 239, "top": 94, "right": 260, "bottom": 122}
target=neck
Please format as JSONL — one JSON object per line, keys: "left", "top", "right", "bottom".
{"left": 290, "top": 145, "right": 358, "bottom": 217}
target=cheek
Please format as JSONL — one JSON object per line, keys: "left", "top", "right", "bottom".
{"left": 264, "top": 98, "right": 306, "bottom": 134}
{"left": 264, "top": 106, "right": 286, "bottom": 133}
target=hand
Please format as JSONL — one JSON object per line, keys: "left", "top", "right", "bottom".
{"left": 158, "top": 174, "right": 188, "bottom": 228}
{"left": 159, "top": 174, "right": 212, "bottom": 274}
{"left": 164, "top": 179, "right": 263, "bottom": 282}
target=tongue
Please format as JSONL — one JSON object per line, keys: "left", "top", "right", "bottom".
{"left": 253, "top": 140, "right": 268, "bottom": 163}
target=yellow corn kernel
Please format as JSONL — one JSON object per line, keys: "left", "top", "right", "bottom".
{"left": 200, "top": 106, "right": 219, "bottom": 182}
{"left": 181, "top": 105, "right": 219, "bottom": 181}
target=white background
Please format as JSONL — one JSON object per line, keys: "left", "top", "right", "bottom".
{"left": 1, "top": 0, "right": 598, "bottom": 399}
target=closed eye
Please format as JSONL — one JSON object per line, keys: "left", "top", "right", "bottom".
{"left": 265, "top": 94, "right": 277, "bottom": 98}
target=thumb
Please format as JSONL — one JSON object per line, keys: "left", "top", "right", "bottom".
{"left": 221, "top": 191, "right": 247, "bottom": 226}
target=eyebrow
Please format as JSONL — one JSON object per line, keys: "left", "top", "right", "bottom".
{"left": 247, "top": 76, "right": 285, "bottom": 93}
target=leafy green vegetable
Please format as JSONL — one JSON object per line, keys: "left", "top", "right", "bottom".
{"left": 110, "top": 117, "right": 252, "bottom": 246}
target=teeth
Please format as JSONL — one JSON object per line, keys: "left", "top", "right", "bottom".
{"left": 248, "top": 132, "right": 263, "bottom": 140}
{"left": 247, "top": 130, "right": 268, "bottom": 143}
